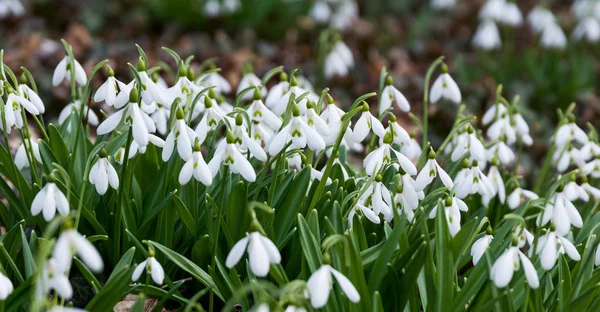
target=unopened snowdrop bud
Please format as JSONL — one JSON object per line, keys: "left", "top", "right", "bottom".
{"left": 89, "top": 150, "right": 119, "bottom": 195}
{"left": 490, "top": 245, "right": 539, "bottom": 289}
{"left": 132, "top": 256, "right": 165, "bottom": 285}
{"left": 536, "top": 229, "right": 580, "bottom": 270}
{"left": 305, "top": 263, "right": 360, "bottom": 308}
{"left": 31, "top": 176, "right": 70, "bottom": 221}
{"left": 430, "top": 64, "right": 461, "bottom": 104}
{"left": 471, "top": 233, "right": 493, "bottom": 265}
{"left": 0, "top": 271, "right": 13, "bottom": 300}
{"left": 225, "top": 231, "right": 281, "bottom": 277}
{"left": 52, "top": 56, "right": 87, "bottom": 86}
{"left": 379, "top": 75, "right": 410, "bottom": 114}
{"left": 54, "top": 228, "right": 103, "bottom": 273}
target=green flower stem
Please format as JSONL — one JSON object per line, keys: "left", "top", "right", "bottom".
{"left": 422, "top": 56, "right": 445, "bottom": 148}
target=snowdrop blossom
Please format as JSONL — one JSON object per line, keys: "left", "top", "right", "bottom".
{"left": 486, "top": 140, "right": 515, "bottom": 165}
{"left": 324, "top": 40, "right": 354, "bottom": 79}
{"left": 451, "top": 125, "right": 485, "bottom": 162}
{"left": 31, "top": 180, "right": 69, "bottom": 221}
{"left": 537, "top": 229, "right": 580, "bottom": 270}
{"left": 265, "top": 76, "right": 289, "bottom": 109}
{"left": 379, "top": 75, "right": 410, "bottom": 114}
{"left": 431, "top": 0, "right": 456, "bottom": 10}
{"left": 348, "top": 202, "right": 380, "bottom": 227}
{"left": 53, "top": 56, "right": 87, "bottom": 86}
{"left": 329, "top": 0, "right": 358, "bottom": 30}
{"left": 268, "top": 106, "right": 326, "bottom": 155}
{"left": 305, "top": 262, "right": 360, "bottom": 308}
{"left": 3, "top": 92, "right": 40, "bottom": 130}
{"left": 490, "top": 244, "right": 539, "bottom": 289}
{"left": 89, "top": 150, "right": 119, "bottom": 195}
{"left": 225, "top": 231, "right": 281, "bottom": 277}
{"left": 553, "top": 144, "right": 585, "bottom": 173}
{"left": 540, "top": 22, "right": 567, "bottom": 49}
{"left": 528, "top": 6, "right": 556, "bottom": 33}
{"left": 500, "top": 1, "right": 524, "bottom": 26}
{"left": 36, "top": 258, "right": 72, "bottom": 300}
{"left": 135, "top": 61, "right": 168, "bottom": 105}
{"left": 556, "top": 121, "right": 589, "bottom": 148}
{"left": 197, "top": 71, "right": 231, "bottom": 94}
{"left": 18, "top": 83, "right": 45, "bottom": 114}
{"left": 54, "top": 229, "right": 103, "bottom": 273}
{"left": 179, "top": 139, "right": 213, "bottom": 186}
{"left": 537, "top": 188, "right": 583, "bottom": 236}
{"left": 237, "top": 71, "right": 266, "bottom": 101}
{"left": 132, "top": 256, "right": 165, "bottom": 285}
{"left": 363, "top": 133, "right": 417, "bottom": 176}
{"left": 472, "top": 20, "right": 502, "bottom": 51}
{"left": 168, "top": 66, "right": 201, "bottom": 104}
{"left": 284, "top": 306, "right": 307, "bottom": 312}
{"left": 573, "top": 17, "right": 600, "bottom": 42}
{"left": 455, "top": 160, "right": 494, "bottom": 199}
{"left": 229, "top": 116, "right": 268, "bottom": 161}
{"left": 58, "top": 100, "right": 99, "bottom": 130}
{"left": 482, "top": 161, "right": 506, "bottom": 205}
{"left": 310, "top": 0, "right": 330, "bottom": 22}
{"left": 507, "top": 186, "right": 539, "bottom": 210}
{"left": 208, "top": 131, "right": 257, "bottom": 182}
{"left": 247, "top": 89, "right": 282, "bottom": 130}
{"left": 162, "top": 108, "right": 196, "bottom": 161}
{"left": 14, "top": 137, "right": 41, "bottom": 170}
{"left": 0, "top": 0, "right": 24, "bottom": 18}
{"left": 364, "top": 177, "right": 394, "bottom": 221}
{"left": 395, "top": 172, "right": 424, "bottom": 221}
{"left": 270, "top": 76, "right": 311, "bottom": 115}
{"left": 194, "top": 96, "right": 225, "bottom": 143}
{"left": 429, "top": 64, "right": 461, "bottom": 104}
{"left": 429, "top": 196, "right": 468, "bottom": 237}
{"left": 353, "top": 103, "right": 385, "bottom": 142}
{"left": 94, "top": 67, "right": 122, "bottom": 106}
{"left": 471, "top": 234, "right": 493, "bottom": 265}
{"left": 0, "top": 271, "right": 13, "bottom": 300}
{"left": 414, "top": 150, "right": 453, "bottom": 192}
{"left": 97, "top": 95, "right": 156, "bottom": 148}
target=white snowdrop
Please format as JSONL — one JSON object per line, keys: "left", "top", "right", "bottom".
{"left": 265, "top": 77, "right": 289, "bottom": 109}
{"left": 36, "top": 258, "right": 72, "bottom": 300}
{"left": 3, "top": 92, "right": 40, "bottom": 130}
{"left": 580, "top": 141, "right": 600, "bottom": 161}
{"left": 454, "top": 160, "right": 494, "bottom": 199}
{"left": 537, "top": 188, "right": 583, "bottom": 236}
{"left": 162, "top": 108, "right": 196, "bottom": 161}
{"left": 472, "top": 20, "right": 502, "bottom": 51}
{"left": 556, "top": 121, "right": 589, "bottom": 148}
{"left": 58, "top": 100, "right": 99, "bottom": 130}
{"left": 52, "top": 55, "right": 87, "bottom": 87}
{"left": 363, "top": 178, "right": 394, "bottom": 222}
{"left": 395, "top": 175, "right": 424, "bottom": 222}
{"left": 536, "top": 229, "right": 580, "bottom": 270}
{"left": 208, "top": 131, "right": 257, "bottom": 182}
{"left": 490, "top": 244, "right": 539, "bottom": 289}
{"left": 482, "top": 162, "right": 506, "bottom": 205}
{"left": 540, "top": 22, "right": 567, "bottom": 49}
{"left": 284, "top": 306, "right": 307, "bottom": 312}
{"left": 53, "top": 229, "right": 103, "bottom": 273}
{"left": 94, "top": 67, "right": 122, "bottom": 107}
{"left": 247, "top": 90, "right": 282, "bottom": 130}
{"left": 486, "top": 140, "right": 515, "bottom": 165}
{"left": 379, "top": 76, "right": 410, "bottom": 115}
{"left": 305, "top": 262, "right": 360, "bottom": 308}
{"left": 179, "top": 140, "right": 212, "bottom": 186}
{"left": 501, "top": 1, "right": 523, "bottom": 26}
{"left": 0, "top": 271, "right": 13, "bottom": 300}
{"left": 271, "top": 77, "right": 310, "bottom": 115}
{"left": 353, "top": 103, "right": 385, "bottom": 143}
{"left": 348, "top": 202, "right": 380, "bottom": 228}
{"left": 237, "top": 71, "right": 266, "bottom": 102}
{"left": 429, "top": 196, "right": 468, "bottom": 237}
{"left": 553, "top": 144, "right": 585, "bottom": 173}
{"left": 136, "top": 61, "right": 168, "bottom": 105}
{"left": 197, "top": 71, "right": 231, "bottom": 94}
{"left": 132, "top": 256, "right": 165, "bottom": 285}
{"left": 581, "top": 179, "right": 600, "bottom": 200}
{"left": 471, "top": 234, "right": 493, "bottom": 265}
{"left": 324, "top": 40, "right": 354, "bottom": 79}
{"left": 451, "top": 125, "right": 486, "bottom": 162}
{"left": 168, "top": 66, "right": 201, "bottom": 104}
{"left": 414, "top": 150, "right": 453, "bottom": 192}
{"left": 329, "top": 0, "right": 358, "bottom": 30}
{"left": 310, "top": 0, "right": 331, "bottom": 23}
{"left": 0, "top": 0, "right": 24, "bottom": 18}
{"left": 14, "top": 136, "right": 41, "bottom": 170}
{"left": 573, "top": 17, "right": 600, "bottom": 42}
{"left": 17, "top": 83, "right": 45, "bottom": 114}
{"left": 507, "top": 186, "right": 538, "bottom": 210}
{"left": 230, "top": 116, "right": 268, "bottom": 162}
{"left": 226, "top": 231, "right": 281, "bottom": 277}
{"left": 383, "top": 117, "right": 411, "bottom": 147}
{"left": 89, "top": 151, "right": 119, "bottom": 195}
{"left": 363, "top": 133, "right": 417, "bottom": 177}
{"left": 429, "top": 64, "right": 461, "bottom": 104}
{"left": 194, "top": 96, "right": 225, "bottom": 143}
{"left": 268, "top": 106, "right": 326, "bottom": 155}
{"left": 431, "top": 0, "right": 456, "bottom": 10}
{"left": 97, "top": 99, "right": 156, "bottom": 149}
{"left": 528, "top": 6, "right": 556, "bottom": 33}
{"left": 31, "top": 180, "right": 70, "bottom": 222}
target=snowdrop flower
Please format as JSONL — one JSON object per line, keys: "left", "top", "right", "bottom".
{"left": 486, "top": 140, "right": 515, "bottom": 165}
{"left": 487, "top": 116, "right": 517, "bottom": 145}
{"left": 52, "top": 55, "right": 87, "bottom": 86}
{"left": 490, "top": 243, "right": 539, "bottom": 289}
{"left": 4, "top": 92, "right": 40, "bottom": 129}
{"left": 403, "top": 134, "right": 422, "bottom": 161}
{"left": 455, "top": 160, "right": 494, "bottom": 199}
{"left": 556, "top": 120, "right": 589, "bottom": 148}
{"left": 179, "top": 139, "right": 212, "bottom": 186}
{"left": 208, "top": 131, "right": 257, "bottom": 182}
{"left": 162, "top": 108, "right": 196, "bottom": 161}
{"left": 0, "top": 0, "right": 24, "bottom": 18}
{"left": 429, "top": 196, "right": 468, "bottom": 237}
{"left": 197, "top": 70, "right": 231, "bottom": 94}
{"left": 31, "top": 180, "right": 69, "bottom": 221}
{"left": 144, "top": 101, "right": 170, "bottom": 135}
{"left": 321, "top": 96, "right": 355, "bottom": 147}
{"left": 564, "top": 177, "right": 590, "bottom": 202}
{"left": 228, "top": 115, "right": 268, "bottom": 161}
{"left": 414, "top": 150, "right": 453, "bottom": 192}
{"left": 540, "top": 22, "right": 567, "bottom": 49}
{"left": 284, "top": 306, "right": 307, "bottom": 312}
{"left": 429, "top": 64, "right": 461, "bottom": 104}
{"left": 14, "top": 136, "right": 41, "bottom": 170}
{"left": 379, "top": 75, "right": 410, "bottom": 115}
{"left": 472, "top": 20, "right": 502, "bottom": 50}
{"left": 0, "top": 271, "right": 13, "bottom": 300}
{"left": 305, "top": 260, "right": 360, "bottom": 308}
{"left": 168, "top": 66, "right": 201, "bottom": 104}
{"left": 226, "top": 231, "right": 281, "bottom": 277}
{"left": 348, "top": 202, "right": 380, "bottom": 227}
{"left": 394, "top": 176, "right": 424, "bottom": 222}
{"left": 383, "top": 116, "right": 410, "bottom": 147}
{"left": 94, "top": 67, "right": 122, "bottom": 106}
{"left": 251, "top": 120, "right": 274, "bottom": 145}
{"left": 304, "top": 100, "right": 329, "bottom": 137}
{"left": 431, "top": 0, "right": 456, "bottom": 10}
{"left": 537, "top": 187, "right": 583, "bottom": 236}
{"left": 36, "top": 258, "right": 72, "bottom": 300}
{"left": 595, "top": 242, "right": 600, "bottom": 266}
{"left": 507, "top": 186, "right": 538, "bottom": 210}
{"left": 353, "top": 103, "right": 385, "bottom": 142}
{"left": 580, "top": 141, "right": 600, "bottom": 161}
{"left": 194, "top": 96, "right": 224, "bottom": 143}
{"left": 528, "top": 6, "right": 556, "bottom": 33}
{"left": 501, "top": 1, "right": 523, "bottom": 26}
{"left": 583, "top": 157, "right": 600, "bottom": 178}
{"left": 265, "top": 74, "right": 289, "bottom": 109}
{"left": 247, "top": 89, "right": 282, "bottom": 130}
{"left": 271, "top": 76, "right": 310, "bottom": 115}
{"left": 553, "top": 144, "right": 585, "bottom": 173}
{"left": 581, "top": 178, "right": 600, "bottom": 200}
{"left": 363, "top": 133, "right": 417, "bottom": 177}
{"left": 89, "top": 150, "right": 119, "bottom": 195}
{"left": 471, "top": 233, "right": 493, "bottom": 265}
{"left": 310, "top": 0, "right": 331, "bottom": 23}
{"left": 54, "top": 228, "right": 103, "bottom": 273}
{"left": 365, "top": 177, "right": 394, "bottom": 221}
{"left": 482, "top": 160, "right": 505, "bottom": 205}
{"left": 237, "top": 69, "right": 266, "bottom": 101}
{"left": 324, "top": 40, "right": 354, "bottom": 79}
{"left": 451, "top": 125, "right": 485, "bottom": 162}
{"left": 482, "top": 103, "right": 508, "bottom": 126}
{"left": 97, "top": 88, "right": 156, "bottom": 148}
{"left": 573, "top": 17, "right": 600, "bottom": 42}
{"left": 18, "top": 83, "right": 45, "bottom": 114}
{"left": 135, "top": 59, "right": 168, "bottom": 105}
{"left": 132, "top": 255, "right": 165, "bottom": 285}
{"left": 268, "top": 105, "right": 326, "bottom": 155}
{"left": 58, "top": 100, "right": 99, "bottom": 130}
{"left": 478, "top": 0, "right": 506, "bottom": 22}
{"left": 329, "top": 0, "right": 358, "bottom": 30}
{"left": 537, "top": 229, "right": 580, "bottom": 270}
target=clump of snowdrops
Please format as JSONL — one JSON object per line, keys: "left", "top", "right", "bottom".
{"left": 1, "top": 40, "right": 600, "bottom": 312}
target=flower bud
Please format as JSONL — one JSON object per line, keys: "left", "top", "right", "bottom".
{"left": 137, "top": 57, "right": 147, "bottom": 72}
{"left": 375, "top": 174, "right": 383, "bottom": 182}
{"left": 178, "top": 61, "right": 187, "bottom": 77}
{"left": 187, "top": 66, "right": 195, "bottom": 80}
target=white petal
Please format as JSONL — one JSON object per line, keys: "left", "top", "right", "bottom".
{"left": 226, "top": 237, "right": 249, "bottom": 268}
{"left": 330, "top": 267, "right": 360, "bottom": 303}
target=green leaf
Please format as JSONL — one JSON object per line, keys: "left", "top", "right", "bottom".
{"left": 435, "top": 201, "right": 454, "bottom": 312}
{"left": 19, "top": 226, "right": 36, "bottom": 278}
{"left": 368, "top": 219, "right": 402, "bottom": 294}
{"left": 74, "top": 257, "right": 102, "bottom": 293}
{"left": 85, "top": 264, "right": 134, "bottom": 311}
{"left": 173, "top": 195, "right": 197, "bottom": 235}
{"left": 107, "top": 247, "right": 136, "bottom": 284}
{"left": 297, "top": 213, "right": 322, "bottom": 272}
{"left": 226, "top": 182, "right": 249, "bottom": 241}
{"left": 274, "top": 168, "right": 311, "bottom": 244}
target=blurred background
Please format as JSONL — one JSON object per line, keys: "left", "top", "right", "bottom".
{"left": 1, "top": 0, "right": 599, "bottom": 165}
